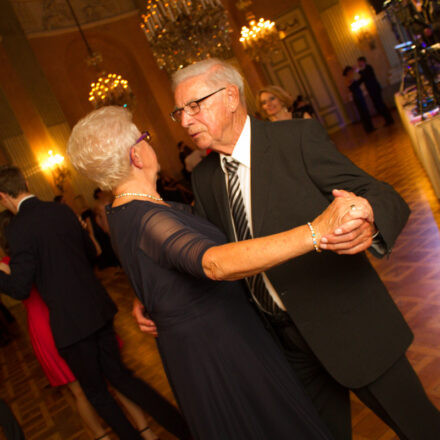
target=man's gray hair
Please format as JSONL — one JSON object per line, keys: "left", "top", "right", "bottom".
{"left": 172, "top": 58, "right": 246, "bottom": 104}
{"left": 67, "top": 106, "right": 140, "bottom": 190}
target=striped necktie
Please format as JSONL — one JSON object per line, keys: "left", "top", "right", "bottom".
{"left": 223, "top": 158, "right": 278, "bottom": 315}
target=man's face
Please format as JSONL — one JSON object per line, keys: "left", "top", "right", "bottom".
{"left": 174, "top": 75, "right": 233, "bottom": 153}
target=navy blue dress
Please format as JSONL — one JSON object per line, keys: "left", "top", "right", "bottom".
{"left": 107, "top": 200, "right": 332, "bottom": 440}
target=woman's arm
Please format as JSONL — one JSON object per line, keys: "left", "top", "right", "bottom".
{"left": 202, "top": 194, "right": 370, "bottom": 281}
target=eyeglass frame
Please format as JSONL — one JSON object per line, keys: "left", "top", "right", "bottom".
{"left": 170, "top": 87, "right": 226, "bottom": 122}
{"left": 135, "top": 131, "right": 151, "bottom": 145}
{"left": 129, "top": 130, "right": 151, "bottom": 164}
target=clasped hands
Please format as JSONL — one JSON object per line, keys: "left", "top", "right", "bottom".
{"left": 133, "top": 189, "right": 377, "bottom": 337}
{"left": 313, "top": 189, "right": 376, "bottom": 255}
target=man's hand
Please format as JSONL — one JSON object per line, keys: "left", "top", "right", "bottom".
{"left": 0, "top": 262, "right": 11, "bottom": 274}
{"left": 132, "top": 297, "right": 158, "bottom": 337}
{"left": 320, "top": 189, "right": 376, "bottom": 255}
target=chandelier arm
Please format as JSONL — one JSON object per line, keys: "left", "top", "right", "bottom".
{"left": 65, "top": 0, "right": 95, "bottom": 58}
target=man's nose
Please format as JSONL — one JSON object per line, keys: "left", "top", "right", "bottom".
{"left": 180, "top": 110, "right": 194, "bottom": 128}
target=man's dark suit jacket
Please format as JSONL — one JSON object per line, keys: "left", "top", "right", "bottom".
{"left": 359, "top": 64, "right": 381, "bottom": 96}
{"left": 191, "top": 117, "right": 412, "bottom": 389}
{"left": 0, "top": 197, "right": 116, "bottom": 348}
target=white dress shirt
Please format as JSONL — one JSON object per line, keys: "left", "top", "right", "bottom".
{"left": 17, "top": 194, "right": 35, "bottom": 212}
{"left": 220, "top": 116, "right": 287, "bottom": 310}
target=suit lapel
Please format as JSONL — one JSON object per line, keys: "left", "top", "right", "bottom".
{"left": 250, "top": 118, "right": 274, "bottom": 237}
{"left": 211, "top": 156, "right": 235, "bottom": 241}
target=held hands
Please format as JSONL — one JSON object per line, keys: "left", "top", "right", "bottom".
{"left": 313, "top": 189, "right": 376, "bottom": 255}
{"left": 132, "top": 297, "right": 158, "bottom": 337}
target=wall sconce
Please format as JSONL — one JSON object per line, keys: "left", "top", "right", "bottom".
{"left": 351, "top": 15, "right": 376, "bottom": 50}
{"left": 40, "top": 150, "right": 70, "bottom": 194}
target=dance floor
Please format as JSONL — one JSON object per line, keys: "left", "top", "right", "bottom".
{"left": 1, "top": 112, "right": 440, "bottom": 439}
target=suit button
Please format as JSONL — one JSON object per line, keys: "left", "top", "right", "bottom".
{"left": 280, "top": 291, "right": 287, "bottom": 297}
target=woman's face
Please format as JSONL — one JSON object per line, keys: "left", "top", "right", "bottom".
{"left": 259, "top": 92, "right": 284, "bottom": 118}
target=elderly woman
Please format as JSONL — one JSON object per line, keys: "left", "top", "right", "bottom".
{"left": 67, "top": 106, "right": 369, "bottom": 440}
{"left": 257, "top": 85, "right": 313, "bottom": 121}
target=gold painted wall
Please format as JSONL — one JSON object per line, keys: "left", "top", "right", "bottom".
{"left": 28, "top": 12, "right": 188, "bottom": 179}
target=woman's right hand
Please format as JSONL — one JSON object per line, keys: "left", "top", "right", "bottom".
{"left": 132, "top": 298, "right": 158, "bottom": 337}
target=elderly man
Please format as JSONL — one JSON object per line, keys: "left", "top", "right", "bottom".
{"left": 135, "top": 59, "right": 440, "bottom": 439}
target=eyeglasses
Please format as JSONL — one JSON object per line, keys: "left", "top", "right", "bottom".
{"left": 170, "top": 87, "right": 226, "bottom": 122}
{"left": 134, "top": 131, "right": 151, "bottom": 145}
{"left": 129, "top": 131, "right": 151, "bottom": 164}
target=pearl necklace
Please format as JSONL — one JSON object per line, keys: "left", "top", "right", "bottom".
{"left": 114, "top": 192, "right": 163, "bottom": 201}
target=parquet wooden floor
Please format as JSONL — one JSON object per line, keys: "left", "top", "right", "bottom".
{"left": 333, "top": 114, "right": 440, "bottom": 440}
{"left": 1, "top": 112, "right": 440, "bottom": 439}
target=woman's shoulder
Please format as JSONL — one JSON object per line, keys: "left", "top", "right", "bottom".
{"left": 108, "top": 200, "right": 188, "bottom": 228}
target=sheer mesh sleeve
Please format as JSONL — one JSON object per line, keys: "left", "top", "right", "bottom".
{"left": 138, "top": 207, "right": 217, "bottom": 278}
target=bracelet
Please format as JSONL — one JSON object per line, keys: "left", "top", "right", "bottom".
{"left": 307, "top": 222, "right": 322, "bottom": 253}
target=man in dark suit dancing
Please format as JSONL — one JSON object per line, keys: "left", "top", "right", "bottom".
{"left": 136, "top": 58, "right": 440, "bottom": 439}
{"left": 0, "top": 166, "right": 190, "bottom": 440}
{"left": 357, "top": 56, "right": 394, "bottom": 126}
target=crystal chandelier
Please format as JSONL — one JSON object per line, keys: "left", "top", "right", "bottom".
{"left": 236, "top": 1, "right": 281, "bottom": 62}
{"left": 140, "top": 0, "right": 233, "bottom": 75}
{"left": 88, "top": 73, "right": 134, "bottom": 110}
{"left": 65, "top": 0, "right": 134, "bottom": 109}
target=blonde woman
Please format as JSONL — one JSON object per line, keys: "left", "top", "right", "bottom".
{"left": 257, "top": 85, "right": 313, "bottom": 120}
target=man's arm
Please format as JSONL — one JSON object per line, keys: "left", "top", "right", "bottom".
{"left": 0, "top": 245, "right": 35, "bottom": 300}
{"left": 298, "top": 120, "right": 410, "bottom": 255}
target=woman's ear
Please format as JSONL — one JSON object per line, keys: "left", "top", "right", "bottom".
{"left": 130, "top": 145, "right": 142, "bottom": 168}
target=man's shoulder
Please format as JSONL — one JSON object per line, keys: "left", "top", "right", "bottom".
{"left": 21, "top": 198, "right": 71, "bottom": 216}
{"left": 193, "top": 151, "right": 220, "bottom": 175}
{"left": 251, "top": 117, "right": 320, "bottom": 143}
{"left": 15, "top": 199, "right": 76, "bottom": 232}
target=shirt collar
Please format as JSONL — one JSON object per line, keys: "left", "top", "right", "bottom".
{"left": 220, "top": 115, "right": 251, "bottom": 173}
{"left": 17, "top": 194, "right": 35, "bottom": 212}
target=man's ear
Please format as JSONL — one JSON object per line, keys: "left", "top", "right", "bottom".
{"left": 226, "top": 85, "right": 241, "bottom": 112}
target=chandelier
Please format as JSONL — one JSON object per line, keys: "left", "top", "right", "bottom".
{"left": 239, "top": 14, "right": 279, "bottom": 61}
{"left": 65, "top": 0, "right": 134, "bottom": 109}
{"left": 140, "top": 0, "right": 233, "bottom": 75}
{"left": 236, "top": 1, "right": 281, "bottom": 62}
{"left": 88, "top": 73, "right": 134, "bottom": 109}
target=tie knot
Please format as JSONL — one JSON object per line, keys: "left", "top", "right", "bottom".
{"left": 223, "top": 158, "right": 240, "bottom": 175}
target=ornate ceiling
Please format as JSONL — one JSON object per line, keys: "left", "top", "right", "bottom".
{"left": 10, "top": 0, "right": 137, "bottom": 35}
